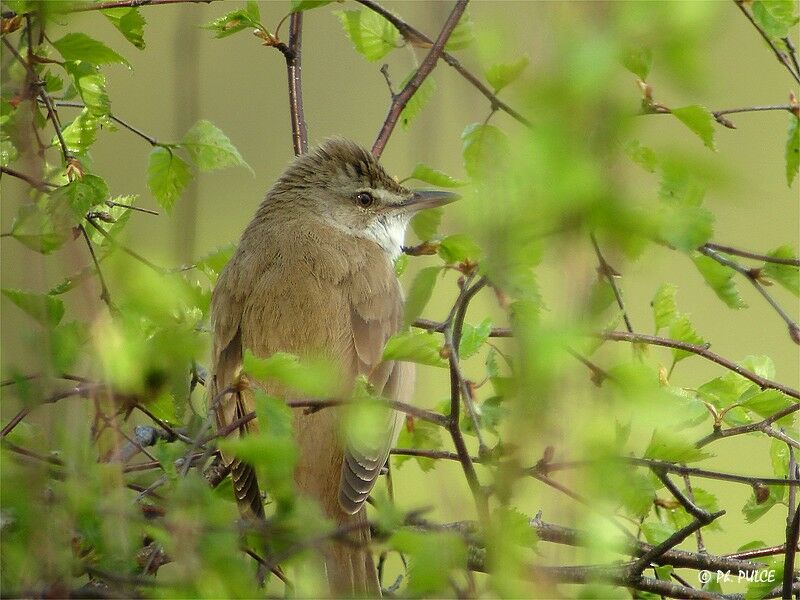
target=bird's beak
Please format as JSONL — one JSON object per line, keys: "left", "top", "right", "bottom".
{"left": 401, "top": 190, "right": 460, "bottom": 212}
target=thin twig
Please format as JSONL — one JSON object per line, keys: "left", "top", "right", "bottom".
{"left": 86, "top": 217, "right": 167, "bottom": 274}
{"left": 52, "top": 100, "right": 160, "bottom": 146}
{"left": 79, "top": 224, "right": 115, "bottom": 312}
{"left": 371, "top": 0, "right": 470, "bottom": 158}
{"left": 1, "top": 0, "right": 218, "bottom": 17}
{"left": 284, "top": 12, "right": 308, "bottom": 156}
{"left": 702, "top": 242, "right": 800, "bottom": 267}
{"left": 734, "top": 0, "right": 800, "bottom": 84}
{"left": 0, "top": 165, "right": 56, "bottom": 191}
{"left": 591, "top": 233, "right": 633, "bottom": 333}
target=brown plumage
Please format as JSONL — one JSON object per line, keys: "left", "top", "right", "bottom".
{"left": 209, "top": 138, "right": 457, "bottom": 596}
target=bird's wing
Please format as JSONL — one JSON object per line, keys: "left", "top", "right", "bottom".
{"left": 338, "top": 268, "right": 414, "bottom": 515}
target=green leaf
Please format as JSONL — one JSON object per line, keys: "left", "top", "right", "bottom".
{"left": 59, "top": 108, "right": 99, "bottom": 155}
{"left": 403, "top": 266, "right": 440, "bottom": 327}
{"left": 291, "top": 0, "right": 333, "bottom": 12}
{"left": 658, "top": 204, "right": 714, "bottom": 252}
{"left": 641, "top": 521, "right": 676, "bottom": 545}
{"left": 692, "top": 254, "right": 747, "bottom": 309}
{"left": 651, "top": 283, "right": 678, "bottom": 332}
{"left": 461, "top": 123, "right": 510, "bottom": 181}
{"left": 102, "top": 7, "right": 147, "bottom": 50}
{"left": 390, "top": 530, "right": 466, "bottom": 595}
{"left": 243, "top": 350, "right": 339, "bottom": 397}
{"left": 444, "top": 11, "right": 474, "bottom": 50}
{"left": 740, "top": 389, "right": 794, "bottom": 425}
{"left": 181, "top": 119, "right": 251, "bottom": 173}
{"left": 742, "top": 486, "right": 785, "bottom": 524}
{"left": 336, "top": 9, "right": 400, "bottom": 61}
{"left": 2, "top": 289, "right": 64, "bottom": 327}
{"left": 438, "top": 233, "right": 482, "bottom": 264}
{"left": 752, "top": 0, "right": 798, "bottom": 39}
{"left": 394, "top": 419, "right": 443, "bottom": 471}
{"left": 202, "top": 2, "right": 261, "bottom": 38}
{"left": 762, "top": 246, "right": 799, "bottom": 296}
{"left": 400, "top": 72, "right": 436, "bottom": 130}
{"left": 668, "top": 314, "right": 706, "bottom": 365}
{"left": 66, "top": 62, "right": 110, "bottom": 117}
{"left": 485, "top": 55, "right": 529, "bottom": 93}
{"left": 393, "top": 253, "right": 408, "bottom": 276}
{"left": 10, "top": 204, "right": 70, "bottom": 254}
{"left": 671, "top": 105, "right": 716, "bottom": 150}
{"left": 147, "top": 147, "right": 191, "bottom": 211}
{"left": 625, "top": 140, "right": 658, "bottom": 172}
{"left": 88, "top": 195, "right": 138, "bottom": 247}
{"left": 52, "top": 33, "right": 130, "bottom": 67}
{"left": 770, "top": 438, "right": 789, "bottom": 477}
{"left": 383, "top": 331, "right": 446, "bottom": 367}
{"left": 410, "top": 207, "right": 443, "bottom": 241}
{"left": 49, "top": 174, "right": 108, "bottom": 221}
{"left": 50, "top": 320, "right": 88, "bottom": 372}
{"left": 745, "top": 559, "right": 784, "bottom": 600}
{"left": 459, "top": 317, "right": 492, "bottom": 359}
{"left": 408, "top": 163, "right": 466, "bottom": 188}
{"left": 194, "top": 244, "right": 235, "bottom": 283}
{"left": 43, "top": 72, "right": 63, "bottom": 93}
{"left": 786, "top": 116, "right": 799, "bottom": 186}
{"left": 622, "top": 46, "right": 653, "bottom": 80}
{"left": 643, "top": 429, "right": 712, "bottom": 463}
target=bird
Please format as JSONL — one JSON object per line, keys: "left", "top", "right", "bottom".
{"left": 209, "top": 138, "right": 458, "bottom": 596}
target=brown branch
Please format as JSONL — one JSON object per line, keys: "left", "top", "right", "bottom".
{"left": 371, "top": 0, "right": 470, "bottom": 158}
{"left": 86, "top": 217, "right": 167, "bottom": 274}
{"left": 414, "top": 317, "right": 512, "bottom": 338}
{"left": 0, "top": 165, "right": 55, "bottom": 191}
{"left": 734, "top": 0, "right": 800, "bottom": 85}
{"left": 52, "top": 100, "right": 160, "bottom": 146}
{"left": 783, "top": 505, "right": 800, "bottom": 600}
{"left": 601, "top": 330, "right": 800, "bottom": 401}
{"left": 725, "top": 544, "right": 789, "bottom": 560}
{"left": 2, "top": 0, "right": 218, "bottom": 16}
{"left": 284, "top": 13, "right": 308, "bottom": 156}
{"left": 591, "top": 233, "right": 633, "bottom": 333}
{"left": 356, "top": 0, "right": 531, "bottom": 128}
{"left": 79, "top": 224, "right": 115, "bottom": 312}
{"left": 703, "top": 242, "right": 800, "bottom": 267}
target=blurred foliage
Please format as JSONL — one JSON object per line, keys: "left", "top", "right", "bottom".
{"left": 1, "top": 0, "right": 798, "bottom": 598}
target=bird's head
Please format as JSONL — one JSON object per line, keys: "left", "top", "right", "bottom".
{"left": 270, "top": 138, "right": 458, "bottom": 259}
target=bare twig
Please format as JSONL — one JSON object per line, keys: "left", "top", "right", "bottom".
{"left": 371, "top": 0, "right": 470, "bottom": 158}
{"left": 414, "top": 317, "right": 512, "bottom": 338}
{"left": 0, "top": 165, "right": 56, "bottom": 191}
{"left": 52, "top": 101, "right": 160, "bottom": 146}
{"left": 86, "top": 217, "right": 167, "bottom": 274}
{"left": 79, "top": 224, "right": 115, "bottom": 312}
{"left": 2, "top": 0, "right": 218, "bottom": 17}
{"left": 591, "top": 233, "right": 634, "bottom": 333}
{"left": 702, "top": 242, "right": 800, "bottom": 267}
{"left": 284, "top": 13, "right": 308, "bottom": 156}
{"left": 734, "top": 0, "right": 800, "bottom": 84}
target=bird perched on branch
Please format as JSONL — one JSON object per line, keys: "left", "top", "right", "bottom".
{"left": 209, "top": 138, "right": 458, "bottom": 596}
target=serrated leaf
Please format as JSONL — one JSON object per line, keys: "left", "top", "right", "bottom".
{"left": 66, "top": 62, "right": 110, "bottom": 117}
{"left": 762, "top": 246, "right": 799, "bottom": 296}
{"left": 740, "top": 389, "right": 794, "bottom": 425}
{"left": 641, "top": 521, "right": 676, "bottom": 545}
{"left": 651, "top": 283, "right": 678, "bottom": 332}
{"left": 410, "top": 207, "right": 443, "bottom": 241}
{"left": 180, "top": 119, "right": 251, "bottom": 173}
{"left": 291, "top": 0, "right": 333, "bottom": 12}
{"left": 444, "top": 11, "right": 474, "bottom": 50}
{"left": 2, "top": 288, "right": 64, "bottom": 327}
{"left": 403, "top": 266, "right": 440, "bottom": 327}
{"left": 88, "top": 195, "right": 137, "bottom": 247}
{"left": 383, "top": 331, "right": 446, "bottom": 367}
{"left": 643, "top": 429, "right": 713, "bottom": 463}
{"left": 395, "top": 419, "right": 443, "bottom": 471}
{"left": 147, "top": 147, "right": 191, "bottom": 211}
{"left": 336, "top": 9, "right": 399, "bottom": 61}
{"left": 408, "top": 163, "right": 465, "bottom": 188}
{"left": 742, "top": 485, "right": 785, "bottom": 523}
{"left": 752, "top": 0, "right": 798, "bottom": 39}
{"left": 692, "top": 254, "right": 747, "bottom": 309}
{"left": 102, "top": 7, "right": 146, "bottom": 49}
{"left": 786, "top": 116, "right": 799, "bottom": 186}
{"left": 741, "top": 355, "right": 776, "bottom": 379}
{"left": 671, "top": 105, "right": 716, "bottom": 150}
{"left": 49, "top": 174, "right": 108, "bottom": 221}
{"left": 485, "top": 55, "right": 529, "bottom": 93}
{"left": 194, "top": 244, "right": 235, "bottom": 283}
{"left": 438, "top": 233, "right": 482, "bottom": 264}
{"left": 461, "top": 122, "right": 510, "bottom": 181}
{"left": 202, "top": 3, "right": 261, "bottom": 39}
{"left": 622, "top": 46, "right": 653, "bottom": 80}
{"left": 53, "top": 33, "right": 130, "bottom": 67}
{"left": 668, "top": 314, "right": 705, "bottom": 365}
{"left": 10, "top": 204, "right": 69, "bottom": 254}
{"left": 400, "top": 72, "right": 436, "bottom": 129}
{"left": 59, "top": 108, "right": 98, "bottom": 155}
{"left": 459, "top": 317, "right": 492, "bottom": 359}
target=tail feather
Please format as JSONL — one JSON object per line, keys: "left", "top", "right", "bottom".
{"left": 325, "top": 507, "right": 380, "bottom": 597}
{"left": 231, "top": 458, "right": 265, "bottom": 522}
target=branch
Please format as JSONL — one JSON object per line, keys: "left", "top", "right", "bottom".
{"left": 86, "top": 217, "right": 167, "bottom": 274}
{"left": 601, "top": 330, "right": 800, "bottom": 401}
{"left": 356, "top": 0, "right": 531, "bottom": 128}
{"left": 703, "top": 242, "right": 800, "bottom": 267}
{"left": 284, "top": 13, "right": 308, "bottom": 156}
{"left": 591, "top": 233, "right": 633, "bottom": 333}
{"left": 2, "top": 0, "right": 218, "bottom": 16}
{"left": 0, "top": 165, "right": 55, "bottom": 191}
{"left": 52, "top": 101, "right": 160, "bottom": 146}
{"left": 733, "top": 0, "right": 800, "bottom": 85}
{"left": 371, "top": 0, "right": 470, "bottom": 158}
{"left": 79, "top": 224, "right": 115, "bottom": 313}
{"left": 414, "top": 317, "right": 512, "bottom": 338}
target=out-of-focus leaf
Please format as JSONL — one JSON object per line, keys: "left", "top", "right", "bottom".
{"left": 336, "top": 9, "right": 399, "bottom": 61}
{"left": 10, "top": 204, "right": 70, "bottom": 254}
{"left": 692, "top": 254, "right": 747, "bottom": 309}
{"left": 400, "top": 73, "right": 436, "bottom": 130}
{"left": 410, "top": 207, "right": 443, "bottom": 240}
{"left": 651, "top": 283, "right": 678, "bottom": 332}
{"left": 202, "top": 2, "right": 261, "bottom": 38}
{"left": 403, "top": 266, "right": 440, "bottom": 327}
{"left": 394, "top": 419, "right": 443, "bottom": 471}
{"left": 147, "top": 147, "right": 191, "bottom": 210}
{"left": 181, "top": 119, "right": 251, "bottom": 173}
{"left": 643, "top": 429, "right": 712, "bottom": 463}
{"left": 625, "top": 140, "right": 658, "bottom": 172}
{"left": 52, "top": 33, "right": 130, "bottom": 67}
{"left": 408, "top": 163, "right": 466, "bottom": 187}
{"left": 459, "top": 317, "right": 492, "bottom": 359}
{"left": 438, "top": 233, "right": 482, "bottom": 264}
{"left": 390, "top": 530, "right": 466, "bottom": 595}
{"left": 243, "top": 350, "right": 340, "bottom": 398}
{"left": 50, "top": 320, "right": 88, "bottom": 372}
{"left": 2, "top": 288, "right": 64, "bottom": 327}
{"left": 786, "top": 116, "right": 799, "bottom": 186}
{"left": 671, "top": 105, "right": 716, "bottom": 150}
{"left": 485, "top": 55, "right": 529, "bottom": 93}
{"left": 194, "top": 244, "right": 235, "bottom": 283}
{"left": 752, "top": 0, "right": 798, "bottom": 39}
{"left": 762, "top": 246, "right": 799, "bottom": 296}
{"left": 622, "top": 46, "right": 653, "bottom": 80}
{"left": 462, "top": 122, "right": 510, "bottom": 181}
{"left": 394, "top": 253, "right": 408, "bottom": 276}
{"left": 102, "top": 7, "right": 146, "bottom": 49}
{"left": 291, "top": 0, "right": 333, "bottom": 11}
{"left": 668, "top": 314, "right": 705, "bottom": 365}
{"left": 383, "top": 331, "right": 446, "bottom": 367}
{"left": 445, "top": 11, "right": 474, "bottom": 50}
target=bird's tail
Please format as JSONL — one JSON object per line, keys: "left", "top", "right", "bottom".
{"left": 230, "top": 457, "right": 266, "bottom": 522}
{"left": 325, "top": 507, "right": 380, "bottom": 597}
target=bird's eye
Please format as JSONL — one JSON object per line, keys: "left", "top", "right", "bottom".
{"left": 356, "top": 192, "right": 374, "bottom": 208}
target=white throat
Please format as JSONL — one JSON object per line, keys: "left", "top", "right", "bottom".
{"left": 363, "top": 213, "right": 408, "bottom": 261}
